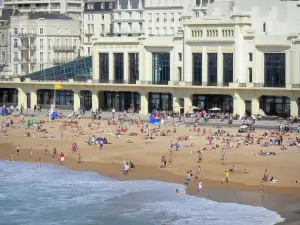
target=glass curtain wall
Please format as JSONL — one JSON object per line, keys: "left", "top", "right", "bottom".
{"left": 114, "top": 53, "right": 124, "bottom": 83}
{"left": 192, "top": 94, "right": 233, "bottom": 112}
{"left": 192, "top": 53, "right": 202, "bottom": 85}
{"left": 259, "top": 96, "right": 290, "bottom": 117}
{"left": 104, "top": 92, "right": 140, "bottom": 112}
{"left": 152, "top": 53, "right": 170, "bottom": 85}
{"left": 264, "top": 53, "right": 285, "bottom": 87}
{"left": 99, "top": 53, "right": 109, "bottom": 82}
{"left": 207, "top": 53, "right": 217, "bottom": 86}
{"left": 148, "top": 92, "right": 173, "bottom": 112}
{"left": 37, "top": 89, "right": 74, "bottom": 109}
{"left": 223, "top": 53, "right": 233, "bottom": 86}
{"left": 0, "top": 88, "right": 18, "bottom": 105}
{"left": 80, "top": 90, "right": 92, "bottom": 110}
{"left": 129, "top": 53, "right": 139, "bottom": 83}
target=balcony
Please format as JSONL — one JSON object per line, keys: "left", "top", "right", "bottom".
{"left": 0, "top": 61, "right": 8, "bottom": 66}
{"left": 192, "top": 81, "right": 202, "bottom": 86}
{"left": 18, "top": 45, "right": 29, "bottom": 50}
{"left": 53, "top": 58, "right": 72, "bottom": 64}
{"left": 53, "top": 45, "right": 77, "bottom": 51}
{"left": 18, "top": 32, "right": 37, "bottom": 38}
{"left": 0, "top": 41, "right": 8, "bottom": 47}
{"left": 20, "top": 58, "right": 29, "bottom": 63}
{"left": 30, "top": 58, "right": 37, "bottom": 63}
{"left": 113, "top": 28, "right": 145, "bottom": 34}
{"left": 152, "top": 80, "right": 168, "bottom": 85}
{"left": 85, "top": 31, "right": 94, "bottom": 36}
{"left": 13, "top": 58, "right": 20, "bottom": 62}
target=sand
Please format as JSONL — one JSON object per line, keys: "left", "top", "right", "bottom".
{"left": 1, "top": 115, "right": 300, "bottom": 224}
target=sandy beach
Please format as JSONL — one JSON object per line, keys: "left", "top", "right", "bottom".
{"left": 1, "top": 115, "right": 300, "bottom": 224}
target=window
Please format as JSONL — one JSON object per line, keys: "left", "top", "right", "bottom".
{"left": 163, "top": 27, "right": 167, "bottom": 35}
{"left": 91, "top": 24, "right": 94, "bottom": 33}
{"left": 192, "top": 53, "right": 202, "bottom": 85}
{"left": 171, "top": 13, "right": 174, "bottom": 22}
{"left": 88, "top": 15, "right": 90, "bottom": 20}
{"left": 1, "top": 33, "right": 4, "bottom": 41}
{"left": 223, "top": 53, "right": 233, "bottom": 86}
{"left": 99, "top": 53, "right": 109, "bottom": 81}
{"left": 171, "top": 27, "right": 174, "bottom": 34}
{"left": 249, "top": 53, "right": 253, "bottom": 62}
{"left": 14, "top": 52, "right": 18, "bottom": 61}
{"left": 74, "top": 39, "right": 77, "bottom": 46}
{"left": 40, "top": 39, "right": 44, "bottom": 49}
{"left": 129, "top": 12, "right": 132, "bottom": 18}
{"left": 196, "top": 12, "right": 199, "bottom": 17}
{"left": 14, "top": 65, "right": 18, "bottom": 74}
{"left": 57, "top": 28, "right": 60, "bottom": 34}
{"left": 207, "top": 53, "right": 217, "bottom": 86}
{"left": 13, "top": 39, "right": 17, "bottom": 48}
{"left": 148, "top": 28, "right": 152, "bottom": 35}
{"left": 66, "top": 39, "right": 69, "bottom": 47}
{"left": 102, "top": 14, "right": 104, "bottom": 20}
{"left": 40, "top": 64, "right": 44, "bottom": 70}
{"left": 139, "top": 23, "right": 143, "bottom": 32}
{"left": 48, "top": 39, "right": 51, "bottom": 48}
{"left": 178, "top": 53, "right": 182, "bottom": 61}
{"left": 114, "top": 53, "right": 124, "bottom": 82}
{"left": 248, "top": 68, "right": 252, "bottom": 83}
{"left": 163, "top": 13, "right": 167, "bottom": 22}
{"left": 178, "top": 13, "right": 182, "bottom": 21}
{"left": 101, "top": 24, "right": 105, "bottom": 35}
{"left": 148, "top": 13, "right": 152, "bottom": 22}
{"left": 264, "top": 53, "right": 285, "bottom": 87}
{"left": 57, "top": 39, "right": 61, "bottom": 47}
{"left": 66, "top": 28, "right": 69, "bottom": 34}
{"left": 152, "top": 53, "right": 170, "bottom": 84}
{"left": 40, "top": 52, "right": 44, "bottom": 62}
{"left": 156, "top": 13, "right": 159, "bottom": 22}
{"left": 140, "top": 12, "right": 143, "bottom": 18}
{"left": 263, "top": 22, "right": 267, "bottom": 33}
{"left": 101, "top": 3, "right": 104, "bottom": 9}
{"left": 91, "top": 15, "right": 94, "bottom": 20}
{"left": 14, "top": 28, "right": 18, "bottom": 34}
{"left": 109, "top": 3, "right": 113, "bottom": 9}
{"left": 156, "top": 27, "right": 159, "bottom": 35}
{"left": 128, "top": 53, "right": 139, "bottom": 82}
{"left": 40, "top": 28, "right": 43, "bottom": 34}
{"left": 48, "top": 52, "right": 51, "bottom": 61}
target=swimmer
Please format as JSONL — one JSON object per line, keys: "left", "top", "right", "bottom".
{"left": 37, "top": 158, "right": 42, "bottom": 168}
{"left": 176, "top": 189, "right": 180, "bottom": 194}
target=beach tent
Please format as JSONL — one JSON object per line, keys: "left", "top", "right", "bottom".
{"left": 150, "top": 116, "right": 160, "bottom": 126}
{"left": 1, "top": 106, "right": 7, "bottom": 115}
{"left": 52, "top": 112, "right": 59, "bottom": 119}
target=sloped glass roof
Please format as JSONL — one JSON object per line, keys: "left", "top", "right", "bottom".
{"left": 24, "top": 56, "right": 92, "bottom": 81}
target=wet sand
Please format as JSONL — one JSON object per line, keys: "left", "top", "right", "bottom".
{"left": 1, "top": 115, "right": 300, "bottom": 224}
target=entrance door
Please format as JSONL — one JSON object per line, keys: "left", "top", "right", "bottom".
{"left": 26, "top": 93, "right": 31, "bottom": 109}
{"left": 245, "top": 100, "right": 251, "bottom": 116}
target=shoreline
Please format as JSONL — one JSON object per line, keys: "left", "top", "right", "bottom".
{"left": 1, "top": 143, "right": 300, "bottom": 224}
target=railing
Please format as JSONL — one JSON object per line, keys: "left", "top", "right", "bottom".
{"left": 152, "top": 80, "right": 168, "bottom": 85}
{"left": 192, "top": 81, "right": 202, "bottom": 86}
{"left": 20, "top": 58, "right": 29, "bottom": 63}
{"left": 128, "top": 80, "right": 137, "bottom": 84}
{"left": 53, "top": 45, "right": 77, "bottom": 51}
{"left": 0, "top": 42, "right": 8, "bottom": 47}
{"left": 18, "top": 45, "right": 29, "bottom": 50}
{"left": 264, "top": 83, "right": 286, "bottom": 88}
{"left": 140, "top": 80, "right": 151, "bottom": 85}
{"left": 99, "top": 79, "right": 110, "bottom": 83}
{"left": 18, "top": 32, "right": 37, "bottom": 37}
{"left": 85, "top": 31, "right": 94, "bottom": 36}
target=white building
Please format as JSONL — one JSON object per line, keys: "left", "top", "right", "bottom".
{"left": 10, "top": 13, "right": 81, "bottom": 76}
{"left": 2, "top": 0, "right": 83, "bottom": 19}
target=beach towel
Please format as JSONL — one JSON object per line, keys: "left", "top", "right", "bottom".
{"left": 52, "top": 112, "right": 59, "bottom": 119}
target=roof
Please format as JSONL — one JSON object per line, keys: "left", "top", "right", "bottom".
{"left": 0, "top": 8, "right": 23, "bottom": 22}
{"left": 27, "top": 13, "right": 72, "bottom": 20}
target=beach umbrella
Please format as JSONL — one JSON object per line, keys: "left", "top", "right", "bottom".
{"left": 209, "top": 107, "right": 222, "bottom": 111}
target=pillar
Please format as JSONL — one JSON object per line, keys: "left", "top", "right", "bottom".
{"left": 92, "top": 51, "right": 99, "bottom": 80}
{"left": 251, "top": 97, "right": 260, "bottom": 115}
{"left": 73, "top": 91, "right": 80, "bottom": 111}
{"left": 30, "top": 90, "right": 37, "bottom": 110}
{"left": 233, "top": 92, "right": 245, "bottom": 116}
{"left": 234, "top": 24, "right": 246, "bottom": 83}
{"left": 140, "top": 92, "right": 148, "bottom": 115}
{"left": 124, "top": 52, "right": 129, "bottom": 82}
{"left": 290, "top": 98, "right": 298, "bottom": 117}
{"left": 92, "top": 91, "right": 99, "bottom": 111}
{"left": 109, "top": 52, "right": 114, "bottom": 81}
{"left": 18, "top": 87, "right": 27, "bottom": 109}
{"left": 184, "top": 95, "right": 192, "bottom": 113}
{"left": 172, "top": 94, "right": 181, "bottom": 113}
{"left": 217, "top": 46, "right": 223, "bottom": 86}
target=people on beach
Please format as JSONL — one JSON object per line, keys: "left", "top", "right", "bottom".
{"left": 37, "top": 158, "right": 42, "bottom": 168}
{"left": 198, "top": 180, "right": 203, "bottom": 192}
{"left": 29, "top": 148, "right": 32, "bottom": 158}
{"left": 16, "top": 145, "right": 20, "bottom": 156}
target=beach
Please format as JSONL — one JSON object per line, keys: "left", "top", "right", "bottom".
{"left": 1, "top": 115, "right": 300, "bottom": 224}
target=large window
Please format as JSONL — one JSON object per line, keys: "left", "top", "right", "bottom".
{"left": 104, "top": 91, "right": 140, "bottom": 112}
{"left": 193, "top": 94, "right": 233, "bottom": 113}
{"left": 207, "top": 53, "right": 217, "bottom": 86}
{"left": 223, "top": 53, "right": 233, "bottom": 86}
{"left": 37, "top": 89, "right": 74, "bottom": 109}
{"left": 128, "top": 53, "right": 139, "bottom": 83}
{"left": 259, "top": 96, "right": 290, "bottom": 117}
{"left": 149, "top": 92, "right": 173, "bottom": 112}
{"left": 114, "top": 53, "right": 124, "bottom": 83}
{"left": 192, "top": 53, "right": 202, "bottom": 85}
{"left": 99, "top": 53, "right": 109, "bottom": 82}
{"left": 0, "top": 88, "right": 18, "bottom": 104}
{"left": 264, "top": 53, "right": 285, "bottom": 87}
{"left": 152, "top": 53, "right": 170, "bottom": 85}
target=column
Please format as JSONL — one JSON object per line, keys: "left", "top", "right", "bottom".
{"left": 140, "top": 92, "right": 149, "bottom": 115}
{"left": 124, "top": 52, "right": 129, "bottom": 82}
{"left": 285, "top": 50, "right": 291, "bottom": 85}
{"left": 251, "top": 97, "right": 260, "bottom": 115}
{"left": 172, "top": 93, "right": 180, "bottom": 113}
{"left": 170, "top": 48, "right": 175, "bottom": 82}
{"left": 30, "top": 90, "right": 37, "bottom": 109}
{"left": 217, "top": 46, "right": 223, "bottom": 86}
{"left": 73, "top": 91, "right": 80, "bottom": 111}
{"left": 290, "top": 97, "right": 298, "bottom": 117}
{"left": 92, "top": 91, "right": 99, "bottom": 111}
{"left": 18, "top": 87, "right": 27, "bottom": 109}
{"left": 202, "top": 46, "right": 207, "bottom": 85}
{"left": 184, "top": 95, "right": 192, "bottom": 113}
{"left": 92, "top": 51, "right": 99, "bottom": 80}
{"left": 109, "top": 52, "right": 114, "bottom": 81}
{"left": 233, "top": 93, "right": 245, "bottom": 116}
{"left": 234, "top": 24, "right": 246, "bottom": 83}
{"left": 144, "top": 51, "right": 151, "bottom": 81}
{"left": 139, "top": 50, "right": 144, "bottom": 81}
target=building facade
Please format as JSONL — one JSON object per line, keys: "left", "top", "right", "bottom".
{"left": 1, "top": 0, "right": 300, "bottom": 118}
{"left": 9, "top": 13, "right": 81, "bottom": 76}
{"left": 2, "top": 0, "right": 83, "bottom": 20}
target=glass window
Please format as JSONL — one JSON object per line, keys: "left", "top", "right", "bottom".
{"left": 99, "top": 53, "right": 109, "bottom": 81}
{"left": 114, "top": 53, "right": 124, "bottom": 82}
{"left": 101, "top": 3, "right": 104, "bottom": 9}
{"left": 128, "top": 53, "right": 139, "bottom": 83}
{"left": 109, "top": 3, "right": 113, "bottom": 9}
{"left": 259, "top": 96, "right": 290, "bottom": 117}
{"left": 207, "top": 53, "right": 217, "bottom": 86}
{"left": 192, "top": 53, "right": 202, "bottom": 85}
{"left": 40, "top": 28, "right": 43, "bottom": 34}
{"left": 264, "top": 53, "right": 285, "bottom": 87}
{"left": 152, "top": 53, "right": 170, "bottom": 84}
{"left": 248, "top": 68, "right": 252, "bottom": 83}
{"left": 223, "top": 53, "right": 233, "bottom": 86}
{"left": 249, "top": 53, "right": 253, "bottom": 62}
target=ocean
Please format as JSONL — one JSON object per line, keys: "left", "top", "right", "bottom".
{"left": 0, "top": 160, "right": 284, "bottom": 225}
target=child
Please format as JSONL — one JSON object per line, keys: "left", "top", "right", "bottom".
{"left": 124, "top": 162, "right": 129, "bottom": 175}
{"left": 198, "top": 180, "right": 203, "bottom": 192}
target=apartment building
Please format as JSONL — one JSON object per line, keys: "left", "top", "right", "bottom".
{"left": 10, "top": 13, "right": 81, "bottom": 76}
{"left": 2, "top": 0, "right": 83, "bottom": 19}
{"left": 82, "top": 0, "right": 115, "bottom": 56}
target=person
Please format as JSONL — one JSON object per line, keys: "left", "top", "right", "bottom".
{"left": 78, "top": 154, "right": 82, "bottom": 163}
{"left": 124, "top": 162, "right": 129, "bottom": 175}
{"left": 29, "top": 148, "right": 32, "bottom": 158}
{"left": 16, "top": 145, "right": 20, "bottom": 156}
{"left": 37, "top": 158, "right": 42, "bottom": 168}
{"left": 99, "top": 139, "right": 104, "bottom": 150}
{"left": 176, "top": 189, "right": 180, "bottom": 194}
{"left": 225, "top": 170, "right": 229, "bottom": 184}
{"left": 198, "top": 180, "right": 203, "bottom": 192}
{"left": 221, "top": 149, "right": 225, "bottom": 164}
{"left": 11, "top": 154, "right": 14, "bottom": 162}
{"left": 44, "top": 145, "right": 49, "bottom": 155}
{"left": 60, "top": 152, "right": 65, "bottom": 166}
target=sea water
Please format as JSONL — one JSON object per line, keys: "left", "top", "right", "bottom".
{"left": 0, "top": 160, "right": 284, "bottom": 225}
